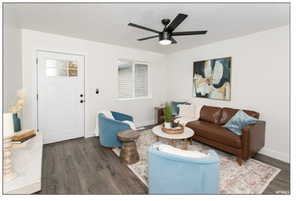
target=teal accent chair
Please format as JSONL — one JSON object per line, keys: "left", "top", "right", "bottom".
{"left": 148, "top": 142, "right": 220, "bottom": 194}
{"left": 98, "top": 111, "right": 134, "bottom": 147}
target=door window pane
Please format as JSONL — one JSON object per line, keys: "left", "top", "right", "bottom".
{"left": 46, "top": 59, "right": 78, "bottom": 77}
{"left": 68, "top": 61, "right": 78, "bottom": 77}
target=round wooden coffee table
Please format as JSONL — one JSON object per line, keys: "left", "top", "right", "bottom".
{"left": 117, "top": 130, "right": 140, "bottom": 164}
{"left": 151, "top": 125, "right": 194, "bottom": 149}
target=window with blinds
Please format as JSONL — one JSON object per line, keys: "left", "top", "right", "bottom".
{"left": 118, "top": 60, "right": 133, "bottom": 98}
{"left": 118, "top": 60, "right": 149, "bottom": 99}
{"left": 134, "top": 63, "right": 148, "bottom": 97}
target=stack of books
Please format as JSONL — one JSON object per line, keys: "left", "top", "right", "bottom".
{"left": 11, "top": 129, "right": 36, "bottom": 144}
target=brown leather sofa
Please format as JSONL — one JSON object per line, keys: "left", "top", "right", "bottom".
{"left": 186, "top": 105, "right": 265, "bottom": 165}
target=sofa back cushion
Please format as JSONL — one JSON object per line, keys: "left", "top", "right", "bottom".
{"left": 219, "top": 107, "right": 259, "bottom": 125}
{"left": 199, "top": 105, "right": 222, "bottom": 124}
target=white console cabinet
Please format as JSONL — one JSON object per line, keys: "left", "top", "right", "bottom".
{"left": 3, "top": 133, "right": 43, "bottom": 194}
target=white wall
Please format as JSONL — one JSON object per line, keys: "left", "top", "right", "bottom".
{"left": 166, "top": 26, "right": 290, "bottom": 162}
{"left": 21, "top": 29, "right": 167, "bottom": 137}
{"left": 20, "top": 26, "right": 290, "bottom": 162}
{"left": 3, "top": 6, "right": 22, "bottom": 112}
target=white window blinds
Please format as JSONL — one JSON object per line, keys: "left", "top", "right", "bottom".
{"left": 118, "top": 61, "right": 133, "bottom": 98}
{"left": 135, "top": 64, "right": 148, "bottom": 97}
{"left": 118, "top": 60, "right": 149, "bottom": 99}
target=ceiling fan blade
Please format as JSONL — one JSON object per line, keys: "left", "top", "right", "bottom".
{"left": 170, "top": 37, "right": 177, "bottom": 44}
{"left": 137, "top": 35, "right": 159, "bottom": 41}
{"left": 166, "top": 13, "right": 188, "bottom": 32}
{"left": 172, "top": 30, "right": 207, "bottom": 36}
{"left": 128, "top": 23, "right": 160, "bottom": 34}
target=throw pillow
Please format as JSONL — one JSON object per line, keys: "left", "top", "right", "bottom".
{"left": 171, "top": 101, "right": 190, "bottom": 116}
{"left": 178, "top": 104, "right": 195, "bottom": 119}
{"left": 223, "top": 110, "right": 258, "bottom": 135}
{"left": 194, "top": 104, "right": 203, "bottom": 119}
{"left": 100, "top": 111, "right": 114, "bottom": 119}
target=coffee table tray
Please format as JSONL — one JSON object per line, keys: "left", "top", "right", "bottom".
{"left": 160, "top": 124, "right": 184, "bottom": 134}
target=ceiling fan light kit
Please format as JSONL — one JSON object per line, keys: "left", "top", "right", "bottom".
{"left": 128, "top": 13, "right": 207, "bottom": 46}
{"left": 159, "top": 32, "right": 172, "bottom": 45}
{"left": 159, "top": 39, "right": 172, "bottom": 46}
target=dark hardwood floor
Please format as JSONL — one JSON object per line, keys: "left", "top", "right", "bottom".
{"left": 253, "top": 153, "right": 290, "bottom": 194}
{"left": 39, "top": 134, "right": 290, "bottom": 194}
{"left": 39, "top": 137, "right": 147, "bottom": 194}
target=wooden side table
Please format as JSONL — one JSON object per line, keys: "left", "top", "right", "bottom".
{"left": 117, "top": 130, "right": 140, "bottom": 164}
{"left": 154, "top": 107, "right": 164, "bottom": 125}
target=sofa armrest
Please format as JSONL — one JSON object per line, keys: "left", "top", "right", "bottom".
{"left": 241, "top": 120, "right": 266, "bottom": 159}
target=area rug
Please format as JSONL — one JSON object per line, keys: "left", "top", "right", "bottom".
{"left": 113, "top": 129, "right": 280, "bottom": 194}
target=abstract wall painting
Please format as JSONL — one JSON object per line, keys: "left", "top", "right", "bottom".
{"left": 193, "top": 57, "right": 231, "bottom": 101}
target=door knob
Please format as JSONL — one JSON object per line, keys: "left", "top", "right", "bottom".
{"left": 80, "top": 100, "right": 84, "bottom": 103}
{"left": 80, "top": 94, "right": 83, "bottom": 97}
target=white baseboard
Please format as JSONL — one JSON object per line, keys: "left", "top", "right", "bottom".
{"left": 259, "top": 148, "right": 290, "bottom": 163}
{"left": 135, "top": 120, "right": 155, "bottom": 127}
{"left": 86, "top": 133, "right": 97, "bottom": 138}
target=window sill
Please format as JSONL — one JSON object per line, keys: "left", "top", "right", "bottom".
{"left": 117, "top": 96, "right": 152, "bottom": 101}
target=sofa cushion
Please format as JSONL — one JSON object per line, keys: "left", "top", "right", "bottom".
{"left": 219, "top": 107, "right": 259, "bottom": 125}
{"left": 186, "top": 120, "right": 242, "bottom": 148}
{"left": 199, "top": 105, "right": 222, "bottom": 124}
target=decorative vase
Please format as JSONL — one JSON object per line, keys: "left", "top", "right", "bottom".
{"left": 171, "top": 120, "right": 178, "bottom": 128}
{"left": 12, "top": 113, "right": 21, "bottom": 132}
{"left": 164, "top": 122, "right": 171, "bottom": 129}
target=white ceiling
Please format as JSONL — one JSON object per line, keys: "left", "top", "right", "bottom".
{"left": 7, "top": 3, "right": 289, "bottom": 54}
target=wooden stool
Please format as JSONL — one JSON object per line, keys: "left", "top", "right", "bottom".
{"left": 117, "top": 130, "right": 140, "bottom": 164}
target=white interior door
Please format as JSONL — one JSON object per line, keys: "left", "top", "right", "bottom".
{"left": 37, "top": 51, "right": 85, "bottom": 144}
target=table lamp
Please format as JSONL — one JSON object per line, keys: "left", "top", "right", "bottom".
{"left": 3, "top": 113, "right": 17, "bottom": 181}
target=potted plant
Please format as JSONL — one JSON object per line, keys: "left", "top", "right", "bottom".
{"left": 163, "top": 103, "right": 172, "bottom": 129}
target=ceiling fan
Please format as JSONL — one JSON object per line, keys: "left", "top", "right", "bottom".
{"left": 128, "top": 13, "right": 207, "bottom": 45}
